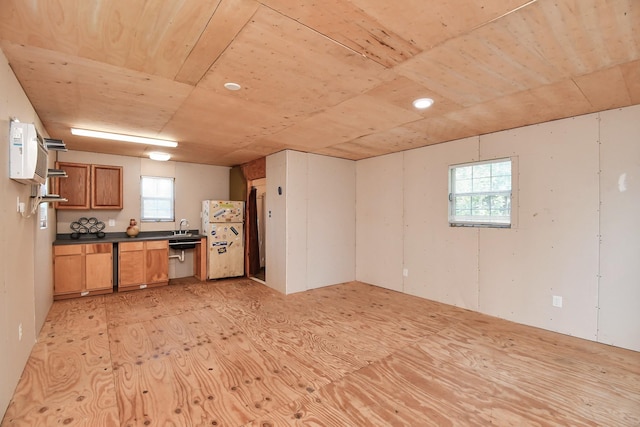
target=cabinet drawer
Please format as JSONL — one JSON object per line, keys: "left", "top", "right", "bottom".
{"left": 85, "top": 243, "right": 112, "bottom": 254}
{"left": 54, "top": 245, "right": 83, "bottom": 256}
{"left": 120, "top": 241, "right": 144, "bottom": 251}
{"left": 146, "top": 240, "right": 168, "bottom": 250}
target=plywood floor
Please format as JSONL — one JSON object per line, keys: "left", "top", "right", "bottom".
{"left": 2, "top": 278, "right": 639, "bottom": 426}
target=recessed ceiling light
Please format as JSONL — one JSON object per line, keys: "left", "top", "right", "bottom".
{"left": 224, "top": 82, "right": 241, "bottom": 91}
{"left": 71, "top": 128, "right": 178, "bottom": 148}
{"left": 148, "top": 152, "right": 171, "bottom": 161}
{"left": 412, "top": 98, "right": 434, "bottom": 109}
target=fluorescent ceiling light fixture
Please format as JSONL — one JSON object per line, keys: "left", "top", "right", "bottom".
{"left": 70, "top": 128, "right": 178, "bottom": 148}
{"left": 412, "top": 98, "right": 434, "bottom": 109}
{"left": 224, "top": 82, "right": 241, "bottom": 91}
{"left": 148, "top": 152, "right": 171, "bottom": 161}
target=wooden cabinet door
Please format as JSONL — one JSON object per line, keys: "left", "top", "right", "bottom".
{"left": 146, "top": 240, "right": 168, "bottom": 285}
{"left": 119, "top": 250, "right": 145, "bottom": 287}
{"left": 91, "top": 165, "right": 123, "bottom": 209}
{"left": 53, "top": 244, "right": 84, "bottom": 294}
{"left": 85, "top": 244, "right": 113, "bottom": 291}
{"left": 54, "top": 162, "right": 91, "bottom": 209}
{"left": 119, "top": 242, "right": 145, "bottom": 288}
{"left": 54, "top": 253, "right": 84, "bottom": 294}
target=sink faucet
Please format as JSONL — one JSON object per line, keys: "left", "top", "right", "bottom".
{"left": 179, "top": 219, "right": 189, "bottom": 234}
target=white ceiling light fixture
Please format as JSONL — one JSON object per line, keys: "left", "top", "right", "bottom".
{"left": 148, "top": 152, "right": 171, "bottom": 161}
{"left": 70, "top": 128, "right": 178, "bottom": 148}
{"left": 224, "top": 82, "right": 242, "bottom": 91}
{"left": 412, "top": 98, "right": 435, "bottom": 110}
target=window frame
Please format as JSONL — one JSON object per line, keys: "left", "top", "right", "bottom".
{"left": 140, "top": 175, "right": 175, "bottom": 222}
{"left": 448, "top": 157, "right": 515, "bottom": 228}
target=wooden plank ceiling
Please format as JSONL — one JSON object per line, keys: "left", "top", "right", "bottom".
{"left": 0, "top": 0, "right": 638, "bottom": 166}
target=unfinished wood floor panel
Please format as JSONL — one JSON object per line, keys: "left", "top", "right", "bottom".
{"left": 2, "top": 296, "right": 119, "bottom": 426}
{"left": 3, "top": 278, "right": 639, "bottom": 426}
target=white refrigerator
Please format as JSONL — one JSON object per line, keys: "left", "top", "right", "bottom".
{"left": 201, "top": 200, "right": 245, "bottom": 279}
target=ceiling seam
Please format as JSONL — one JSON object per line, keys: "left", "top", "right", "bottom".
{"left": 172, "top": 1, "right": 222, "bottom": 82}
{"left": 175, "top": 1, "right": 261, "bottom": 87}
{"left": 160, "top": 2, "right": 263, "bottom": 139}
{"left": 256, "top": 2, "right": 385, "bottom": 66}
{"left": 467, "top": 0, "right": 540, "bottom": 33}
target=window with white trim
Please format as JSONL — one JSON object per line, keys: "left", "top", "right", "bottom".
{"left": 449, "top": 158, "right": 512, "bottom": 227}
{"left": 141, "top": 176, "right": 174, "bottom": 222}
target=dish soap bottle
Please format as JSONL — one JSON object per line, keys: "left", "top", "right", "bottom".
{"left": 126, "top": 218, "right": 140, "bottom": 237}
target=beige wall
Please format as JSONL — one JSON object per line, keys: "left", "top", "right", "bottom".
{"left": 356, "top": 105, "right": 640, "bottom": 352}
{"left": 285, "top": 150, "right": 308, "bottom": 294}
{"left": 56, "top": 151, "right": 230, "bottom": 278}
{"left": 477, "top": 114, "right": 600, "bottom": 340}
{"left": 266, "top": 151, "right": 356, "bottom": 294}
{"left": 265, "top": 151, "right": 287, "bottom": 293}
{"left": 403, "top": 137, "right": 481, "bottom": 309}
{"left": 598, "top": 106, "right": 640, "bottom": 349}
{"left": 0, "top": 49, "right": 55, "bottom": 417}
{"left": 306, "top": 154, "right": 356, "bottom": 289}
{"left": 355, "top": 152, "right": 404, "bottom": 293}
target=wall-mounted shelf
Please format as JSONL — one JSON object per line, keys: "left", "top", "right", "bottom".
{"left": 32, "top": 194, "right": 68, "bottom": 204}
{"left": 44, "top": 138, "right": 67, "bottom": 151}
{"left": 48, "top": 168, "right": 67, "bottom": 178}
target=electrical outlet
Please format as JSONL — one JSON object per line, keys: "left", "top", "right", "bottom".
{"left": 403, "top": 268, "right": 409, "bottom": 277}
{"left": 552, "top": 295, "right": 563, "bottom": 308}
{"left": 16, "top": 196, "right": 20, "bottom": 212}
{"left": 108, "top": 219, "right": 115, "bottom": 227}
{"left": 18, "top": 323, "right": 23, "bottom": 341}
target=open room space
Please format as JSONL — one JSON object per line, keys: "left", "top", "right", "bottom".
{"left": 3, "top": 278, "right": 639, "bottom": 425}
{"left": 1, "top": 1, "right": 640, "bottom": 425}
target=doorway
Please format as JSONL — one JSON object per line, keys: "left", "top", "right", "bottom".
{"left": 249, "top": 178, "right": 266, "bottom": 282}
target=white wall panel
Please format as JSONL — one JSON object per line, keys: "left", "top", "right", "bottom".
{"left": 355, "top": 153, "right": 404, "bottom": 291}
{"left": 478, "top": 115, "right": 600, "bottom": 340}
{"left": 599, "top": 105, "right": 640, "bottom": 351}
{"left": 403, "top": 138, "right": 480, "bottom": 309}
{"left": 285, "top": 151, "right": 308, "bottom": 294}
{"left": 307, "top": 155, "right": 355, "bottom": 289}
{"left": 0, "top": 48, "right": 46, "bottom": 418}
{"left": 266, "top": 151, "right": 287, "bottom": 293}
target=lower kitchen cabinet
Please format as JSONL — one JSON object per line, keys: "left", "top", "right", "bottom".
{"left": 53, "top": 243, "right": 113, "bottom": 299}
{"left": 145, "top": 240, "right": 169, "bottom": 285}
{"left": 119, "top": 241, "right": 145, "bottom": 288}
{"left": 119, "top": 240, "right": 169, "bottom": 291}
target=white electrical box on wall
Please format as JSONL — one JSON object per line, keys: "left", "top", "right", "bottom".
{"left": 9, "top": 121, "right": 48, "bottom": 185}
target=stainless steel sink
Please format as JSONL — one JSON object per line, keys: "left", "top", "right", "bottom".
{"left": 168, "top": 235, "right": 200, "bottom": 250}
{"left": 170, "top": 230, "right": 192, "bottom": 237}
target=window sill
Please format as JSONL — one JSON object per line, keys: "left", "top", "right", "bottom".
{"left": 449, "top": 222, "right": 511, "bottom": 229}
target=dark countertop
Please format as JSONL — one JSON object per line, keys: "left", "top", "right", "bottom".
{"left": 54, "top": 230, "right": 205, "bottom": 245}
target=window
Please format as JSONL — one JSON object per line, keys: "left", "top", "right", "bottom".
{"left": 141, "top": 176, "right": 174, "bottom": 222}
{"left": 449, "top": 158, "right": 512, "bottom": 227}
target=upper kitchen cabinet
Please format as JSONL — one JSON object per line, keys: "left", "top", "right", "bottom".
{"left": 91, "top": 165, "right": 123, "bottom": 209}
{"left": 54, "top": 162, "right": 90, "bottom": 209}
{"left": 54, "top": 162, "right": 123, "bottom": 210}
